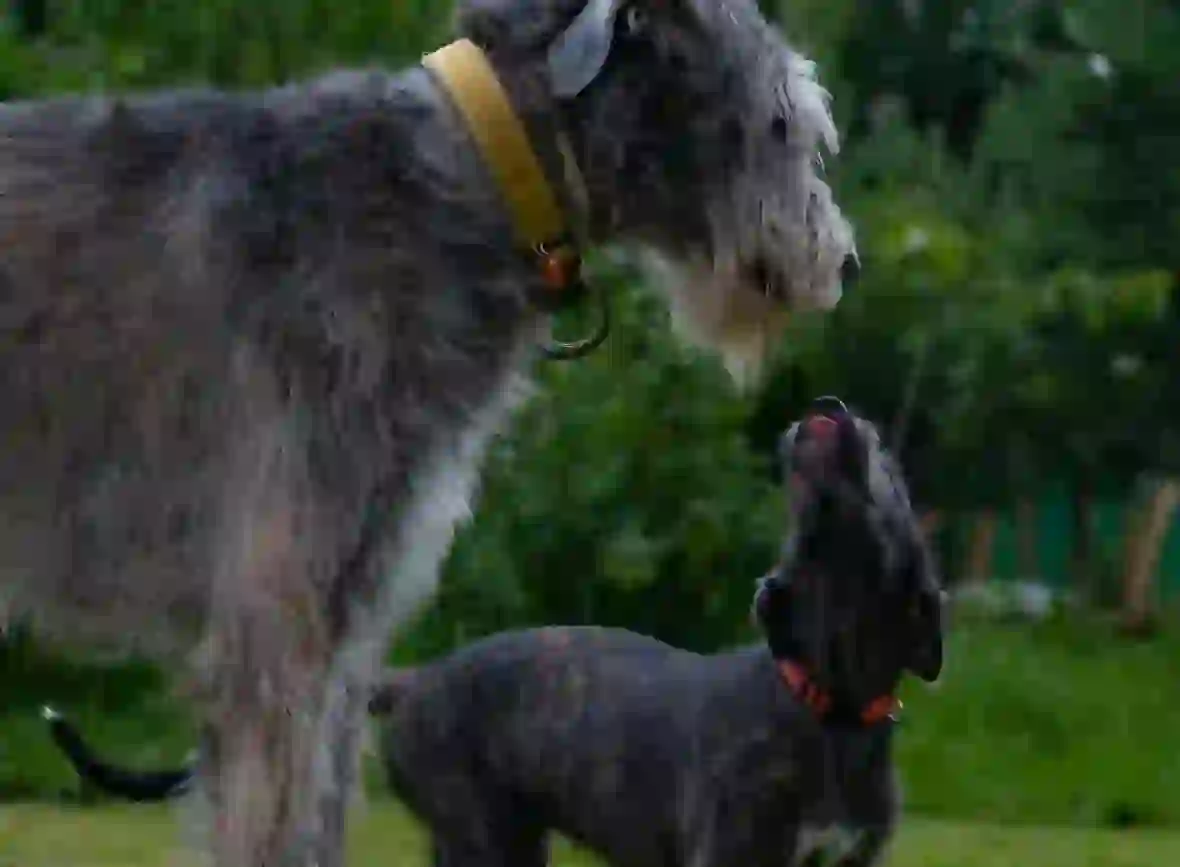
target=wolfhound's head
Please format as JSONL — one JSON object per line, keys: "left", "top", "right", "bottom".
{"left": 454, "top": 0, "right": 857, "bottom": 383}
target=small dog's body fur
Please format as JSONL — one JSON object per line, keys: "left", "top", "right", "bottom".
{"left": 369, "top": 399, "right": 943, "bottom": 867}
{"left": 46, "top": 400, "right": 939, "bottom": 867}
{"left": 371, "top": 625, "right": 902, "bottom": 867}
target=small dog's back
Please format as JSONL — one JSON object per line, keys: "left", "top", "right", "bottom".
{"left": 374, "top": 625, "right": 840, "bottom": 867}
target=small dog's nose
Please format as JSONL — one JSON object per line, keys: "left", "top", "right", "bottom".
{"left": 840, "top": 253, "right": 860, "bottom": 288}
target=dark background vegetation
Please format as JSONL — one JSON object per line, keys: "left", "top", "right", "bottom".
{"left": 2, "top": 0, "right": 1179, "bottom": 831}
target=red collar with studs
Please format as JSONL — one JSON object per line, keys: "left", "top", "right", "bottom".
{"left": 776, "top": 659, "right": 901, "bottom": 727}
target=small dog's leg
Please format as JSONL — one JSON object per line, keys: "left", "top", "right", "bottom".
{"left": 429, "top": 826, "right": 546, "bottom": 867}
{"left": 433, "top": 839, "right": 489, "bottom": 867}
{"left": 833, "top": 751, "right": 898, "bottom": 867}
{"left": 416, "top": 778, "right": 547, "bottom": 867}
{"left": 794, "top": 826, "right": 842, "bottom": 867}
{"left": 830, "top": 826, "right": 892, "bottom": 867}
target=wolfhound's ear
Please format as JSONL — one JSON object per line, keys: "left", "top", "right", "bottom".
{"left": 548, "top": 0, "right": 621, "bottom": 97}
{"left": 546, "top": 0, "right": 694, "bottom": 98}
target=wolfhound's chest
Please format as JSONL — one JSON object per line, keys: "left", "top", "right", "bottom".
{"left": 363, "top": 332, "right": 540, "bottom": 643}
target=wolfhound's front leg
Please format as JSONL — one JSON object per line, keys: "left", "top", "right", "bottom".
{"left": 311, "top": 671, "right": 370, "bottom": 867}
{"left": 203, "top": 563, "right": 337, "bottom": 867}
{"left": 197, "top": 416, "right": 350, "bottom": 867}
{"left": 195, "top": 623, "right": 366, "bottom": 867}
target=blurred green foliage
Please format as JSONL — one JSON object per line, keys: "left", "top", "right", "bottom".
{"left": 404, "top": 260, "right": 784, "bottom": 657}
{"left": 898, "top": 615, "right": 1180, "bottom": 827}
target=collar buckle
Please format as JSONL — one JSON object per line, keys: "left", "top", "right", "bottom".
{"left": 529, "top": 239, "right": 585, "bottom": 313}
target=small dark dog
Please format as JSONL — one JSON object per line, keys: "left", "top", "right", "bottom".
{"left": 45, "top": 397, "right": 941, "bottom": 867}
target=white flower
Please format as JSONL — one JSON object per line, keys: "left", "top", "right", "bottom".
{"left": 1111, "top": 353, "right": 1142, "bottom": 377}
{"left": 902, "top": 226, "right": 930, "bottom": 255}
{"left": 1088, "top": 53, "right": 1113, "bottom": 80}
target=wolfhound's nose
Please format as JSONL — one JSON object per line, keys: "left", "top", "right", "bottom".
{"left": 840, "top": 253, "right": 860, "bottom": 289}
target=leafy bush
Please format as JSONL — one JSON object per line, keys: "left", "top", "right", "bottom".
{"left": 398, "top": 260, "right": 784, "bottom": 659}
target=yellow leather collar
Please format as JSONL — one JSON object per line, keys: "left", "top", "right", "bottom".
{"left": 422, "top": 39, "right": 577, "bottom": 256}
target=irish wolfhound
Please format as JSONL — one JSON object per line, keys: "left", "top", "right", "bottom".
{"left": 5, "top": 1, "right": 856, "bottom": 864}
{"left": 44, "top": 399, "right": 940, "bottom": 867}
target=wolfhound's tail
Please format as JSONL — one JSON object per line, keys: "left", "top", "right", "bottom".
{"left": 41, "top": 705, "right": 195, "bottom": 802}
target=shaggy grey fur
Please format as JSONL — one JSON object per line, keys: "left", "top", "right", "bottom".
{"left": 2, "top": 1, "right": 855, "bottom": 865}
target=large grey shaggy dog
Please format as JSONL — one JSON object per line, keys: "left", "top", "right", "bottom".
{"left": 2, "top": 0, "right": 856, "bottom": 865}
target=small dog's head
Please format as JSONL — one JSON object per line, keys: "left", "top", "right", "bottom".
{"left": 754, "top": 397, "right": 943, "bottom": 707}
{"left": 455, "top": 0, "right": 856, "bottom": 385}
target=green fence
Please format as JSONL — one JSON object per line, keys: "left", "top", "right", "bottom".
{"left": 985, "top": 491, "right": 1180, "bottom": 599}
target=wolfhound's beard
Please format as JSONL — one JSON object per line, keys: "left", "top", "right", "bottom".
{"left": 637, "top": 251, "right": 799, "bottom": 389}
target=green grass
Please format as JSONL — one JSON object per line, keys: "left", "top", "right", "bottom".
{"left": 5, "top": 616, "right": 1180, "bottom": 828}
{"left": 894, "top": 616, "right": 1180, "bottom": 827}
{"left": 3, "top": 801, "right": 1180, "bottom": 867}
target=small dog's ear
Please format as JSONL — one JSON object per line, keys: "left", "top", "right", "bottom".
{"left": 905, "top": 541, "right": 944, "bottom": 682}
{"left": 907, "top": 586, "right": 944, "bottom": 682}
